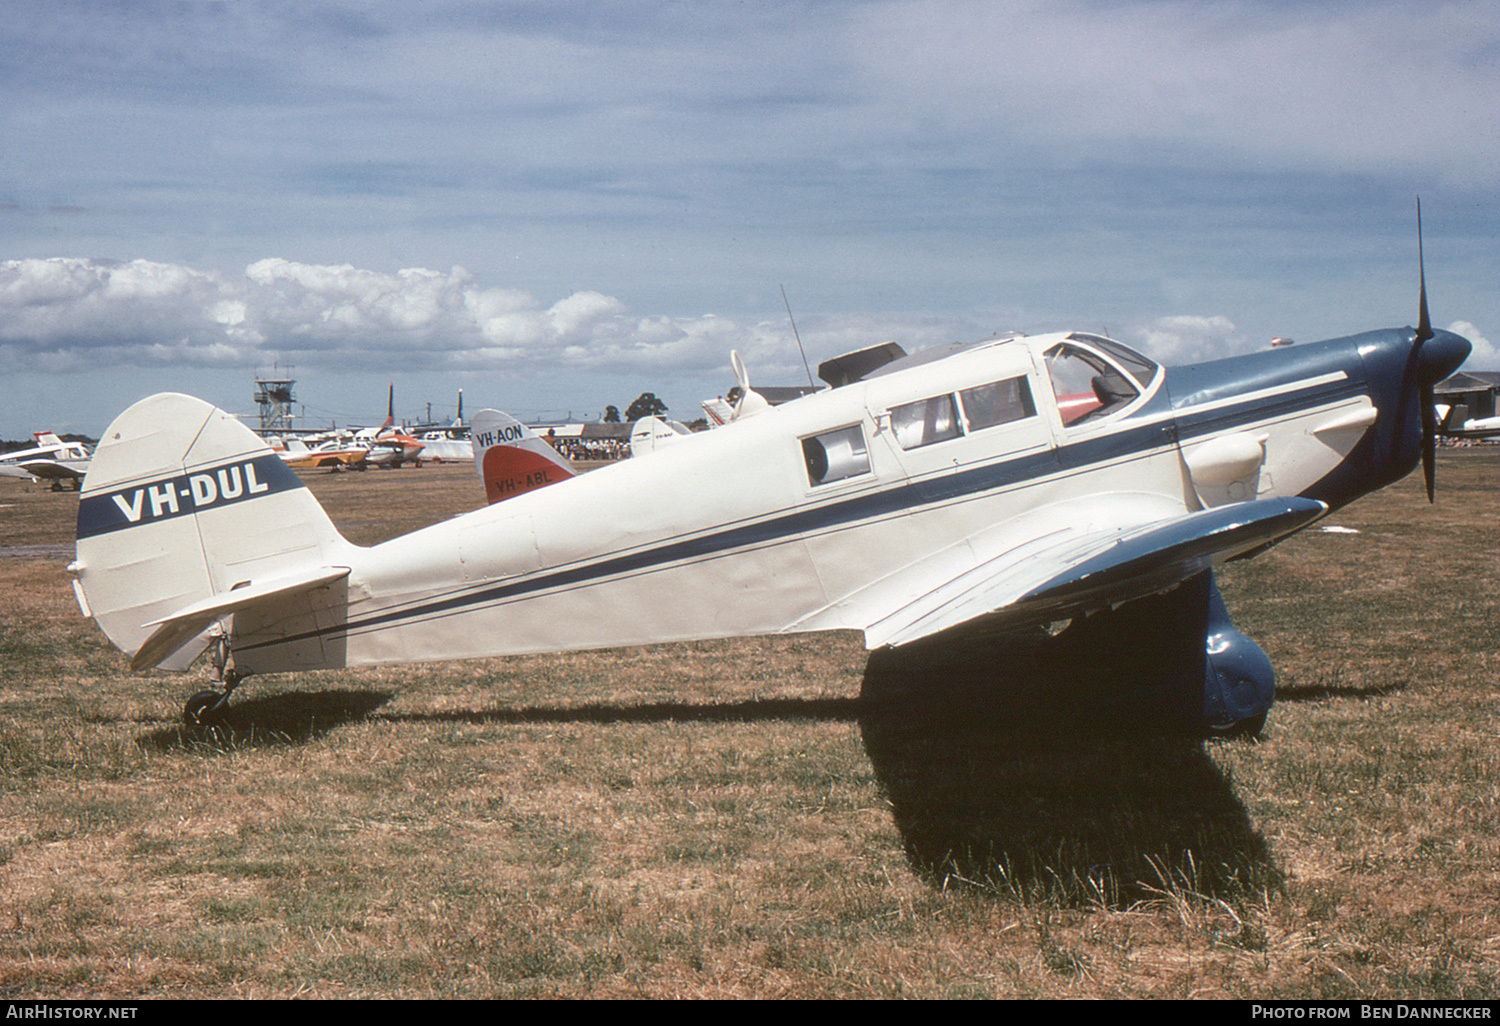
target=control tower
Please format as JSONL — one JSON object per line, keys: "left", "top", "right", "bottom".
{"left": 253, "top": 376, "right": 297, "bottom": 435}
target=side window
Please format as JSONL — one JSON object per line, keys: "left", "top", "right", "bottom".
{"left": 802, "top": 424, "right": 870, "bottom": 486}
{"left": 890, "top": 394, "right": 961, "bottom": 450}
{"left": 959, "top": 377, "right": 1036, "bottom": 431}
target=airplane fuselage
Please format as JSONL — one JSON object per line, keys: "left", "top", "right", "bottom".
{"left": 225, "top": 326, "right": 1467, "bottom": 675}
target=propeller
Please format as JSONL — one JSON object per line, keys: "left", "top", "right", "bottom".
{"left": 1415, "top": 199, "right": 1437, "bottom": 502}
{"left": 1383, "top": 200, "right": 1472, "bottom": 496}
{"left": 728, "top": 350, "right": 771, "bottom": 420}
{"left": 731, "top": 349, "right": 751, "bottom": 393}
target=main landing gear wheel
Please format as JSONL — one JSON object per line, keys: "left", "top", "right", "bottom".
{"left": 184, "top": 690, "right": 228, "bottom": 728}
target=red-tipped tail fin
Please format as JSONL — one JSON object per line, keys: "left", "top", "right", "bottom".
{"left": 470, "top": 410, "right": 575, "bottom": 504}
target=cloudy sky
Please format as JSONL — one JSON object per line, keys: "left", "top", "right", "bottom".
{"left": 3, "top": 0, "right": 1497, "bottom": 439}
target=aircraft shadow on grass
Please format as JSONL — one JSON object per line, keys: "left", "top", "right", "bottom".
{"left": 137, "top": 647, "right": 1282, "bottom": 906}
{"left": 1275, "top": 680, "right": 1405, "bottom": 703}
{"left": 131, "top": 661, "right": 1390, "bottom": 758}
{"left": 857, "top": 624, "right": 1283, "bottom": 907}
{"left": 378, "top": 696, "right": 862, "bottom": 726}
{"left": 136, "top": 688, "right": 863, "bottom": 752}
{"left": 136, "top": 689, "right": 395, "bottom": 751}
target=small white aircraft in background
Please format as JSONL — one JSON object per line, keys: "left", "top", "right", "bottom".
{"left": 416, "top": 431, "right": 473, "bottom": 463}
{"left": 1436, "top": 404, "right": 1500, "bottom": 440}
{"left": 67, "top": 210, "right": 1473, "bottom": 733}
{"left": 628, "top": 416, "right": 693, "bottom": 457}
{"left": 416, "top": 391, "right": 472, "bottom": 463}
{"left": 0, "top": 431, "right": 92, "bottom": 490}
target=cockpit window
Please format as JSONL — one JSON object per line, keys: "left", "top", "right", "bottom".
{"left": 890, "top": 394, "right": 961, "bottom": 450}
{"left": 1045, "top": 343, "right": 1140, "bottom": 426}
{"left": 1066, "top": 334, "right": 1159, "bottom": 387}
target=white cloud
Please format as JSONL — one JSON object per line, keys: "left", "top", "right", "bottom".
{"left": 548, "top": 291, "right": 627, "bottom": 341}
{"left": 1, "top": 257, "right": 101, "bottom": 306}
{"left": 0, "top": 258, "right": 232, "bottom": 370}
{"left": 0, "top": 255, "right": 790, "bottom": 377}
{"left": 1129, "top": 314, "right": 1241, "bottom": 364}
{"left": 4, "top": 253, "right": 1488, "bottom": 399}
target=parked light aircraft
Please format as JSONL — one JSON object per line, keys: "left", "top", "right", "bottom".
{"left": 1437, "top": 404, "right": 1500, "bottom": 440}
{"left": 415, "top": 430, "right": 473, "bottom": 463}
{"left": 0, "top": 431, "right": 92, "bottom": 490}
{"left": 272, "top": 435, "right": 369, "bottom": 471}
{"left": 354, "top": 385, "right": 426, "bottom": 467}
{"left": 68, "top": 219, "right": 1471, "bottom": 731}
{"left": 416, "top": 391, "right": 472, "bottom": 463}
{"left": 629, "top": 416, "right": 693, "bottom": 457}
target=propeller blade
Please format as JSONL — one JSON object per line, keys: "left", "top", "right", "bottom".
{"left": 1414, "top": 199, "right": 1437, "bottom": 501}
{"left": 1421, "top": 381, "right": 1437, "bottom": 503}
{"left": 1416, "top": 197, "right": 1433, "bottom": 344}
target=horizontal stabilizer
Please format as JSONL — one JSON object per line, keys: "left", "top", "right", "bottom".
{"left": 131, "top": 565, "right": 350, "bottom": 671}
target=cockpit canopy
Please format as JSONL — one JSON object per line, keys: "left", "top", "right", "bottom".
{"left": 1045, "top": 333, "right": 1160, "bottom": 425}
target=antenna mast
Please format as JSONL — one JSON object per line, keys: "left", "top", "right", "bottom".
{"left": 781, "top": 285, "right": 815, "bottom": 389}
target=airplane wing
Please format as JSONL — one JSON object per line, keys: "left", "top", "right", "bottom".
{"left": 1436, "top": 404, "right": 1500, "bottom": 438}
{"left": 1443, "top": 423, "right": 1500, "bottom": 439}
{"left": 808, "top": 496, "right": 1327, "bottom": 649}
{"left": 16, "top": 459, "right": 86, "bottom": 481}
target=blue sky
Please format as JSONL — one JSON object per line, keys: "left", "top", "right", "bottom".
{"left": 2, "top": 0, "right": 1497, "bottom": 438}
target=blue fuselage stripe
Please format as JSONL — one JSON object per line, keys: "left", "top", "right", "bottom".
{"left": 1173, "top": 379, "right": 1365, "bottom": 440}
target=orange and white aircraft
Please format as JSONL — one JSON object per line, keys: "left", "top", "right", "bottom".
{"left": 272, "top": 436, "right": 369, "bottom": 471}
{"left": 354, "top": 385, "right": 425, "bottom": 467}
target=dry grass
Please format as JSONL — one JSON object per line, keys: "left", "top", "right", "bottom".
{"left": 0, "top": 451, "right": 1496, "bottom": 998}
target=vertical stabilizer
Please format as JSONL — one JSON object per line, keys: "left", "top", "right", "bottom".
{"left": 73, "top": 393, "right": 353, "bottom": 670}
{"left": 470, "top": 409, "right": 575, "bottom": 504}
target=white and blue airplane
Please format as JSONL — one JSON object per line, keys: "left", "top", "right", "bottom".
{"left": 1437, "top": 404, "right": 1500, "bottom": 440}
{"left": 68, "top": 229, "right": 1471, "bottom": 732}
{"left": 1, "top": 431, "right": 92, "bottom": 490}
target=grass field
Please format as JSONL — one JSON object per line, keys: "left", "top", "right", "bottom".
{"left": 1, "top": 451, "right": 1496, "bottom": 998}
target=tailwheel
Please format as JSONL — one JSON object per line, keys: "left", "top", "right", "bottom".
{"left": 188, "top": 637, "right": 246, "bottom": 729}
{"left": 184, "top": 690, "right": 228, "bottom": 728}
